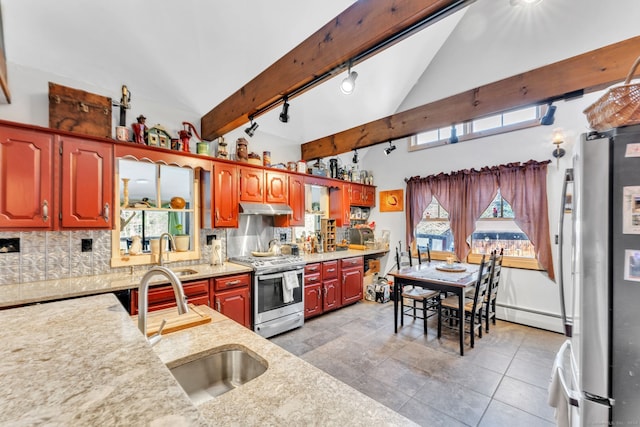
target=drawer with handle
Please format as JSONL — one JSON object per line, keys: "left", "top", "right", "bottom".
{"left": 214, "top": 273, "right": 251, "bottom": 291}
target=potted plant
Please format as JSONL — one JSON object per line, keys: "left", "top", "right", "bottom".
{"left": 173, "top": 224, "right": 190, "bottom": 252}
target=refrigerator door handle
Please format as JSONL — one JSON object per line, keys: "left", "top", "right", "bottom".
{"left": 557, "top": 168, "right": 574, "bottom": 337}
{"left": 550, "top": 340, "right": 581, "bottom": 408}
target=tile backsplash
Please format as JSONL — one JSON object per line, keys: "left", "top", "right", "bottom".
{"left": 0, "top": 229, "right": 226, "bottom": 286}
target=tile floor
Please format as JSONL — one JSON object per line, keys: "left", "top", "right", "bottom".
{"left": 269, "top": 299, "right": 565, "bottom": 426}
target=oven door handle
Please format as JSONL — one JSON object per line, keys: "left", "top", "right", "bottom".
{"left": 257, "top": 270, "right": 301, "bottom": 281}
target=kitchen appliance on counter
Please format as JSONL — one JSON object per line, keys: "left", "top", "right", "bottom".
{"left": 229, "top": 254, "right": 306, "bottom": 338}
{"left": 349, "top": 227, "right": 374, "bottom": 245}
{"left": 551, "top": 126, "right": 640, "bottom": 426}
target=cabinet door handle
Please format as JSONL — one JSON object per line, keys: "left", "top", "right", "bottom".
{"left": 103, "top": 203, "right": 109, "bottom": 222}
{"left": 42, "top": 200, "right": 49, "bottom": 222}
{"left": 215, "top": 208, "right": 220, "bottom": 221}
{"left": 216, "top": 299, "right": 221, "bottom": 312}
{"left": 225, "top": 279, "right": 241, "bottom": 286}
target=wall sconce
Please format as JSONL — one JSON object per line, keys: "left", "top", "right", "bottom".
{"left": 449, "top": 125, "right": 459, "bottom": 144}
{"left": 245, "top": 116, "right": 259, "bottom": 137}
{"left": 384, "top": 141, "right": 396, "bottom": 155}
{"left": 340, "top": 61, "right": 358, "bottom": 95}
{"left": 279, "top": 97, "right": 290, "bottom": 123}
{"left": 540, "top": 103, "right": 556, "bottom": 126}
{"left": 552, "top": 128, "right": 565, "bottom": 168}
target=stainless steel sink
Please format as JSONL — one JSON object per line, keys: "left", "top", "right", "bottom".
{"left": 171, "top": 268, "right": 198, "bottom": 277}
{"left": 169, "top": 347, "right": 268, "bottom": 405}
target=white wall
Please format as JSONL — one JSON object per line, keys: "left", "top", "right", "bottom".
{"left": 361, "top": 90, "right": 605, "bottom": 333}
{"left": 3, "top": 63, "right": 202, "bottom": 145}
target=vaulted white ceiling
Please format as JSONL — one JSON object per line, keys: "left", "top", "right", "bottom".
{"left": 3, "top": 0, "right": 640, "bottom": 148}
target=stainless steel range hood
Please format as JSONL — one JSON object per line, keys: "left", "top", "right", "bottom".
{"left": 239, "top": 202, "right": 293, "bottom": 216}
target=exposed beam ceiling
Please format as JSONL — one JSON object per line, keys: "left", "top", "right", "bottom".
{"left": 200, "top": 0, "right": 475, "bottom": 141}
{"left": 300, "top": 35, "right": 640, "bottom": 161}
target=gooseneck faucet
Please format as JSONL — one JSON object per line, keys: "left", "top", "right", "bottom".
{"left": 137, "top": 265, "right": 189, "bottom": 345}
{"left": 158, "top": 232, "right": 176, "bottom": 266}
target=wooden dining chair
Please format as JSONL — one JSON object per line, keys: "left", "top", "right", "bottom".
{"left": 484, "top": 248, "right": 503, "bottom": 332}
{"left": 437, "top": 255, "right": 490, "bottom": 349}
{"left": 396, "top": 246, "right": 440, "bottom": 333}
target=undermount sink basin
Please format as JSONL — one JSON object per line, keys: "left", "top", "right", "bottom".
{"left": 169, "top": 347, "right": 268, "bottom": 405}
{"left": 171, "top": 268, "right": 198, "bottom": 277}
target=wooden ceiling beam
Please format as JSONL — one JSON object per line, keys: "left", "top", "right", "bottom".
{"left": 301, "top": 35, "right": 640, "bottom": 161}
{"left": 200, "top": 0, "right": 473, "bottom": 141}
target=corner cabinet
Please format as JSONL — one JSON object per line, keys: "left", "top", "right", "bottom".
{"left": 0, "top": 122, "right": 112, "bottom": 230}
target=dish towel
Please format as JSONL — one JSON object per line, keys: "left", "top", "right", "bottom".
{"left": 282, "top": 271, "right": 299, "bottom": 304}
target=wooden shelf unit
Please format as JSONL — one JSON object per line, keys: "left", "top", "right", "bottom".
{"left": 321, "top": 218, "right": 337, "bottom": 252}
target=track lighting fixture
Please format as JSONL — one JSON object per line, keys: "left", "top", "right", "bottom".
{"left": 449, "top": 125, "right": 459, "bottom": 144}
{"left": 352, "top": 149, "right": 359, "bottom": 164}
{"left": 340, "top": 61, "right": 358, "bottom": 95}
{"left": 244, "top": 116, "right": 259, "bottom": 137}
{"left": 279, "top": 97, "right": 290, "bottom": 123}
{"left": 540, "top": 103, "right": 556, "bottom": 126}
{"left": 384, "top": 141, "right": 396, "bottom": 155}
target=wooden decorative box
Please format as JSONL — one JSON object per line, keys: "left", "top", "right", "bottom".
{"left": 48, "top": 82, "right": 112, "bottom": 139}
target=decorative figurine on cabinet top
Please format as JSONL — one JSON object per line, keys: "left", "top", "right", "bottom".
{"left": 236, "top": 137, "right": 249, "bottom": 162}
{"left": 132, "top": 114, "right": 147, "bottom": 144}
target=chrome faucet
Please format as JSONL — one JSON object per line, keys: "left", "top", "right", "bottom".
{"left": 158, "top": 232, "right": 176, "bottom": 266}
{"left": 137, "top": 265, "right": 189, "bottom": 346}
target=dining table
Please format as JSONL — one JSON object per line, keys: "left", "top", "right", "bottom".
{"left": 389, "top": 261, "right": 480, "bottom": 356}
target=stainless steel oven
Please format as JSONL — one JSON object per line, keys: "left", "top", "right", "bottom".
{"left": 253, "top": 266, "right": 304, "bottom": 338}
{"left": 229, "top": 255, "right": 305, "bottom": 338}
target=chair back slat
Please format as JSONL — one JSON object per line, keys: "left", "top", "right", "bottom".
{"left": 471, "top": 255, "right": 491, "bottom": 314}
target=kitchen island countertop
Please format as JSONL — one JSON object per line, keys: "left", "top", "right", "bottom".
{"left": 0, "top": 293, "right": 416, "bottom": 426}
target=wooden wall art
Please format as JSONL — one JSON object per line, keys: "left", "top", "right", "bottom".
{"left": 379, "top": 189, "right": 403, "bottom": 212}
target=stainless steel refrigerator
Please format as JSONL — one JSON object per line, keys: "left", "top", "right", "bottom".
{"left": 552, "top": 125, "right": 640, "bottom": 426}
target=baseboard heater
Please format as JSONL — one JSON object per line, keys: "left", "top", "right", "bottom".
{"left": 497, "top": 302, "right": 561, "bottom": 319}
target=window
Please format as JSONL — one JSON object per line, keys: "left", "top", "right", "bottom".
{"left": 416, "top": 197, "right": 454, "bottom": 253}
{"left": 414, "top": 191, "right": 539, "bottom": 268}
{"left": 112, "top": 158, "right": 199, "bottom": 267}
{"left": 410, "top": 105, "right": 543, "bottom": 151}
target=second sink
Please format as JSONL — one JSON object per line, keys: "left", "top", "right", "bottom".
{"left": 169, "top": 347, "right": 268, "bottom": 405}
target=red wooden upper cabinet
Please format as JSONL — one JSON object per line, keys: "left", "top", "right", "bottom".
{"left": 287, "top": 174, "right": 305, "bottom": 226}
{"left": 265, "top": 170, "right": 288, "bottom": 204}
{"left": 362, "top": 185, "right": 376, "bottom": 207}
{"left": 329, "top": 183, "right": 351, "bottom": 227}
{"left": 239, "top": 166, "right": 263, "bottom": 202}
{"left": 213, "top": 162, "right": 238, "bottom": 227}
{"left": 0, "top": 126, "right": 55, "bottom": 229}
{"left": 60, "top": 136, "right": 113, "bottom": 228}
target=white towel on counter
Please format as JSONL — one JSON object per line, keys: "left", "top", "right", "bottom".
{"left": 282, "top": 271, "right": 299, "bottom": 303}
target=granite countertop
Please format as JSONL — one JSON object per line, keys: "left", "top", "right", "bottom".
{"left": 0, "top": 262, "right": 252, "bottom": 308}
{"left": 0, "top": 293, "right": 415, "bottom": 426}
{"left": 0, "top": 249, "right": 389, "bottom": 308}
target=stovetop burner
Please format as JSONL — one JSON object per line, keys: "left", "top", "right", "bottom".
{"left": 229, "top": 255, "right": 306, "bottom": 273}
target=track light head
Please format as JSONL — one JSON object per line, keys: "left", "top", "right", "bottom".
{"left": 540, "top": 104, "right": 556, "bottom": 126}
{"left": 384, "top": 141, "right": 396, "bottom": 155}
{"left": 341, "top": 62, "right": 358, "bottom": 95}
{"left": 279, "top": 98, "right": 290, "bottom": 123}
{"left": 244, "top": 117, "right": 259, "bottom": 137}
{"left": 352, "top": 149, "right": 359, "bottom": 164}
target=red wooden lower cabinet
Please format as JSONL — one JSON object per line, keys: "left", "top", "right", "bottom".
{"left": 213, "top": 287, "right": 251, "bottom": 328}
{"left": 304, "top": 282, "right": 323, "bottom": 318}
{"left": 340, "top": 257, "right": 364, "bottom": 306}
{"left": 211, "top": 273, "right": 252, "bottom": 329}
{"left": 130, "top": 279, "right": 209, "bottom": 315}
{"left": 323, "top": 278, "right": 340, "bottom": 311}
